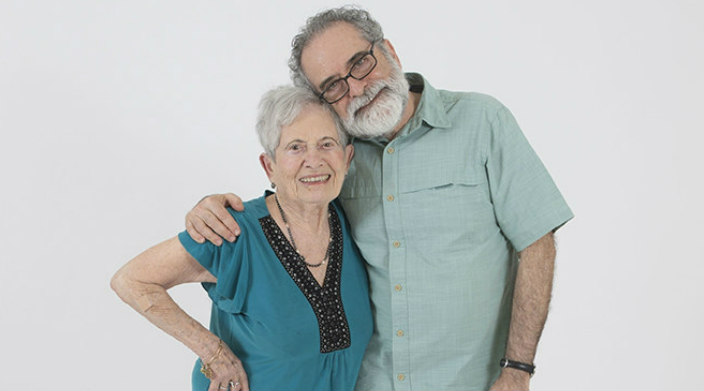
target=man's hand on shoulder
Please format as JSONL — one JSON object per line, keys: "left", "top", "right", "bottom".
{"left": 185, "top": 193, "right": 243, "bottom": 246}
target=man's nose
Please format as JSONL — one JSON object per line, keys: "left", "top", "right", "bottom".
{"left": 347, "top": 77, "right": 367, "bottom": 99}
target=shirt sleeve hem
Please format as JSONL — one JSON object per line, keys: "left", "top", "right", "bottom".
{"left": 512, "top": 208, "right": 574, "bottom": 253}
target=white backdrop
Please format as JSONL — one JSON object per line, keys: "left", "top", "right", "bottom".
{"left": 1, "top": 1, "right": 702, "bottom": 390}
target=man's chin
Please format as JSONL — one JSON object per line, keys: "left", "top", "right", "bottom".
{"left": 350, "top": 130, "right": 390, "bottom": 139}
{"left": 344, "top": 102, "right": 403, "bottom": 139}
{"left": 344, "top": 120, "right": 395, "bottom": 139}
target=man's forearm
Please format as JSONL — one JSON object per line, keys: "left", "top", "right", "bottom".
{"left": 505, "top": 232, "right": 556, "bottom": 363}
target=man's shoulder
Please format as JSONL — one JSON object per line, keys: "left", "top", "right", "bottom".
{"left": 436, "top": 89, "right": 506, "bottom": 113}
{"left": 410, "top": 73, "right": 508, "bottom": 118}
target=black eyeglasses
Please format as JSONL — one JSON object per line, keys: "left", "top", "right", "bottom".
{"left": 318, "top": 41, "right": 378, "bottom": 104}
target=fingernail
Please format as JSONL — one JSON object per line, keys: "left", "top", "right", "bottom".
{"left": 228, "top": 235, "right": 236, "bottom": 242}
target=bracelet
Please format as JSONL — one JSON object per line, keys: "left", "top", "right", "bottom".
{"left": 500, "top": 358, "right": 536, "bottom": 376}
{"left": 200, "top": 339, "right": 223, "bottom": 379}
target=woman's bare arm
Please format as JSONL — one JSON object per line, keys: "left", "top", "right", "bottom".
{"left": 111, "top": 237, "right": 249, "bottom": 391}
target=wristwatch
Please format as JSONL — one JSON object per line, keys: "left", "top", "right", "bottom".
{"left": 500, "top": 358, "right": 536, "bottom": 376}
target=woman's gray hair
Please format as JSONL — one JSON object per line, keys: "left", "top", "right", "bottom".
{"left": 256, "top": 85, "right": 348, "bottom": 159}
{"left": 289, "top": 6, "right": 384, "bottom": 89}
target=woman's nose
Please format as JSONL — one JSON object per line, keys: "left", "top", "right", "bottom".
{"left": 303, "top": 148, "right": 324, "bottom": 167}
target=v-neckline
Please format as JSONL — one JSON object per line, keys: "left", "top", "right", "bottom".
{"left": 258, "top": 203, "right": 352, "bottom": 353}
{"left": 264, "top": 203, "right": 335, "bottom": 288}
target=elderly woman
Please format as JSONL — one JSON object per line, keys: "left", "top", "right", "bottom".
{"left": 111, "top": 86, "right": 373, "bottom": 391}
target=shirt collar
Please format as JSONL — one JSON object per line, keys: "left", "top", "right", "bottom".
{"left": 404, "top": 72, "right": 452, "bottom": 131}
{"left": 354, "top": 73, "right": 452, "bottom": 145}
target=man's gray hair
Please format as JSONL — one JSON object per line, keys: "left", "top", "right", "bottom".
{"left": 289, "top": 6, "right": 384, "bottom": 89}
{"left": 256, "top": 85, "right": 348, "bottom": 159}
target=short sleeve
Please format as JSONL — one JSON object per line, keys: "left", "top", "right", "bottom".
{"left": 485, "top": 105, "right": 574, "bottom": 252}
{"left": 177, "top": 211, "right": 250, "bottom": 313}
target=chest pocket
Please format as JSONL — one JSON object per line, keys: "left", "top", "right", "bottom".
{"left": 398, "top": 162, "right": 497, "bottom": 253}
{"left": 399, "top": 161, "right": 487, "bottom": 197}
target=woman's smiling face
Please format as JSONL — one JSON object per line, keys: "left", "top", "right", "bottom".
{"left": 261, "top": 104, "right": 354, "bottom": 207}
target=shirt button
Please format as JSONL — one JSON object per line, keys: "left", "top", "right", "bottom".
{"left": 396, "top": 329, "right": 404, "bottom": 337}
{"left": 397, "top": 374, "right": 405, "bottom": 381}
{"left": 387, "top": 147, "right": 395, "bottom": 154}
{"left": 393, "top": 241, "right": 401, "bottom": 248}
{"left": 386, "top": 194, "right": 395, "bottom": 202}
{"left": 394, "top": 284, "right": 402, "bottom": 292}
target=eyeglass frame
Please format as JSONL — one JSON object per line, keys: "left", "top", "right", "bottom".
{"left": 317, "top": 41, "right": 379, "bottom": 104}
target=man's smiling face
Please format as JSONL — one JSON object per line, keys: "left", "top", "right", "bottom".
{"left": 300, "top": 22, "right": 409, "bottom": 139}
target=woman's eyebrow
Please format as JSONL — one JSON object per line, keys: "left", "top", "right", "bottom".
{"left": 319, "top": 136, "right": 340, "bottom": 143}
{"left": 284, "top": 139, "right": 306, "bottom": 147}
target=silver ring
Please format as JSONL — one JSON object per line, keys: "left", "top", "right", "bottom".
{"left": 230, "top": 380, "right": 240, "bottom": 387}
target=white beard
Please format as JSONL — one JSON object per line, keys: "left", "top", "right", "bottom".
{"left": 342, "top": 64, "right": 409, "bottom": 139}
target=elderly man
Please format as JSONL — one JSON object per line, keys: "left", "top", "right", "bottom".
{"left": 186, "top": 6, "right": 573, "bottom": 391}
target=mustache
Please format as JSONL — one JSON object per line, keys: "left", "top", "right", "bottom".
{"left": 347, "top": 80, "right": 388, "bottom": 117}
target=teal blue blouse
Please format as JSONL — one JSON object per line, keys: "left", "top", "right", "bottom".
{"left": 178, "top": 194, "right": 372, "bottom": 391}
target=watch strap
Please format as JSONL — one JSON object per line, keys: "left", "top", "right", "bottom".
{"left": 500, "top": 358, "right": 536, "bottom": 376}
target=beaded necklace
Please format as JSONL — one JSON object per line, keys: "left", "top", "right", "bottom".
{"left": 274, "top": 193, "right": 331, "bottom": 268}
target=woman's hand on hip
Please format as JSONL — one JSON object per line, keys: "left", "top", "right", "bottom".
{"left": 204, "top": 342, "right": 250, "bottom": 391}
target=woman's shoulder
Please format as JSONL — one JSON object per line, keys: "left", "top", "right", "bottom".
{"left": 331, "top": 198, "right": 347, "bottom": 221}
{"left": 228, "top": 193, "right": 271, "bottom": 223}
{"left": 331, "top": 198, "right": 353, "bottom": 236}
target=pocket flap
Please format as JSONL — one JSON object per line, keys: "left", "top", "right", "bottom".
{"left": 399, "top": 163, "right": 485, "bottom": 193}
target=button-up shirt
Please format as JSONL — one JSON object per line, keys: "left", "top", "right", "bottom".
{"left": 339, "top": 73, "right": 573, "bottom": 390}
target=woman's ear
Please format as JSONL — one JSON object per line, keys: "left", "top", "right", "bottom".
{"left": 259, "top": 153, "right": 275, "bottom": 181}
{"left": 344, "top": 144, "right": 354, "bottom": 171}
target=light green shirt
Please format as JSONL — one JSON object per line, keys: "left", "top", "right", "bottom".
{"left": 339, "top": 74, "right": 573, "bottom": 390}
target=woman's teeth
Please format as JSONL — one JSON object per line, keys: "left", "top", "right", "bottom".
{"left": 300, "top": 175, "right": 330, "bottom": 183}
